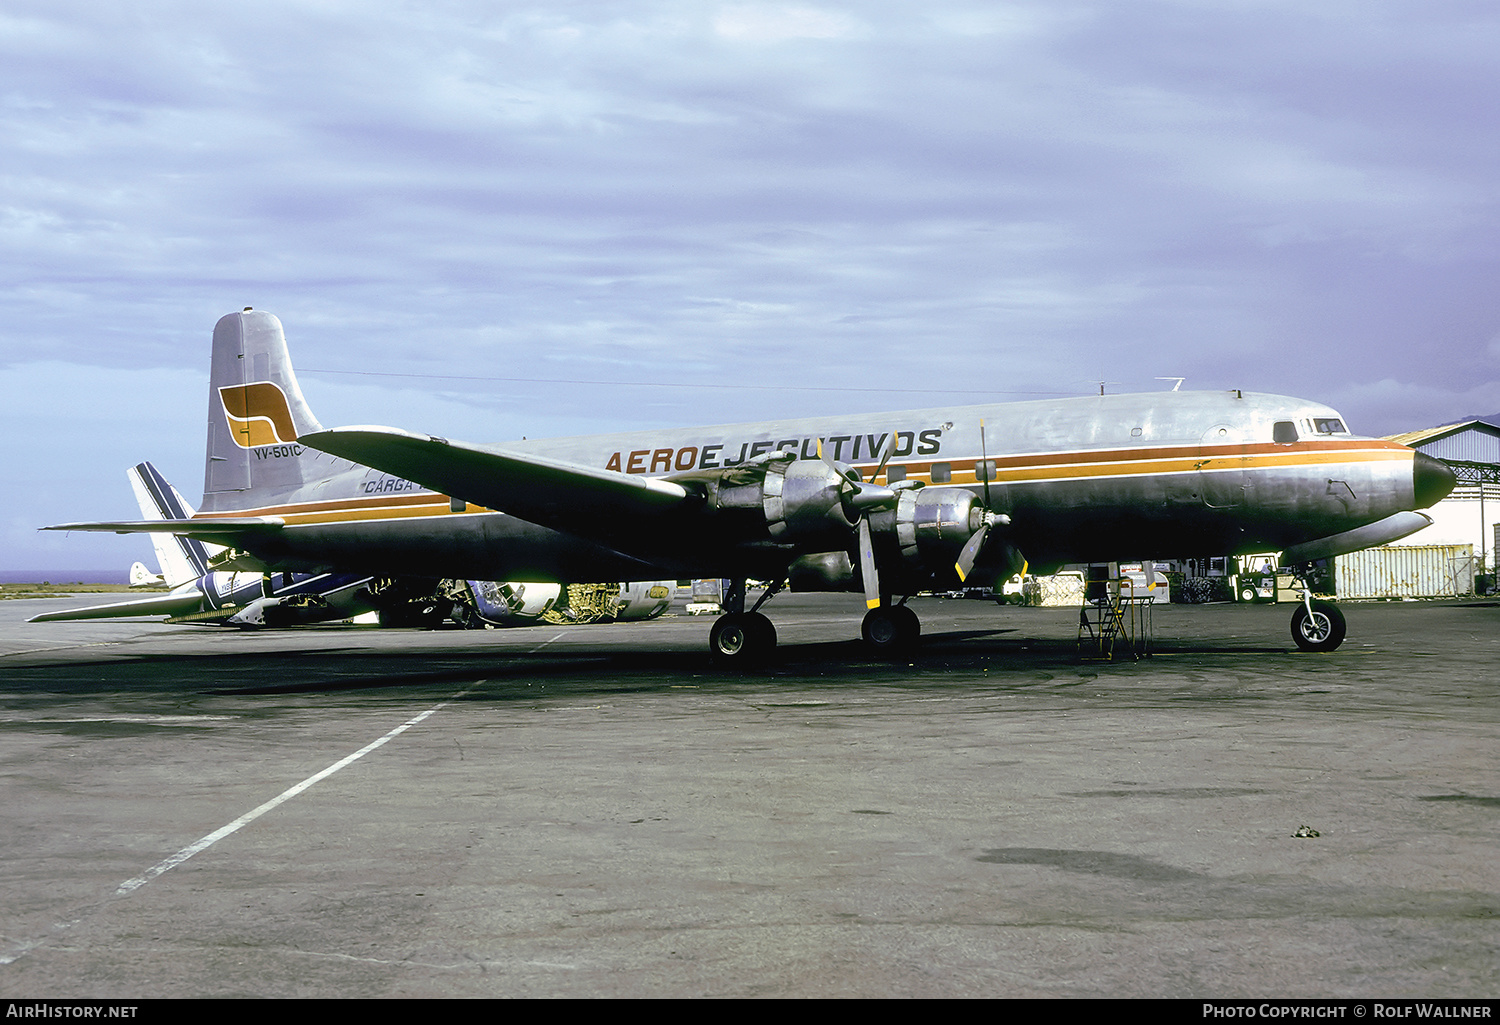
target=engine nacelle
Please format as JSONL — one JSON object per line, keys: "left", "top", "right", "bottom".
{"left": 788, "top": 550, "right": 857, "bottom": 592}
{"left": 867, "top": 486, "right": 986, "bottom": 568}
{"left": 788, "top": 486, "right": 1019, "bottom": 595}
{"left": 712, "top": 453, "right": 857, "bottom": 547}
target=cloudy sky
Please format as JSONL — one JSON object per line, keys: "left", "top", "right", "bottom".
{"left": 5, "top": 0, "right": 1499, "bottom": 572}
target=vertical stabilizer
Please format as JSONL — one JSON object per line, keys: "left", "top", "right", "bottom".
{"left": 128, "top": 561, "right": 163, "bottom": 587}
{"left": 202, "top": 309, "right": 325, "bottom": 512}
{"left": 128, "top": 461, "right": 218, "bottom": 584}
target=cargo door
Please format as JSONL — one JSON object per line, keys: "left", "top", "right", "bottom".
{"left": 1199, "top": 424, "right": 1248, "bottom": 508}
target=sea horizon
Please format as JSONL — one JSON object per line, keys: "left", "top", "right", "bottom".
{"left": 0, "top": 570, "right": 128, "bottom": 585}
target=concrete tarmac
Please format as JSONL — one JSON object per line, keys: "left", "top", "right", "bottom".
{"left": 0, "top": 593, "right": 1496, "bottom": 998}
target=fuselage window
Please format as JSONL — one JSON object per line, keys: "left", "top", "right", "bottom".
{"left": 1273, "top": 421, "right": 1298, "bottom": 444}
{"left": 930, "top": 462, "right": 952, "bottom": 484}
{"left": 886, "top": 465, "right": 907, "bottom": 484}
{"left": 976, "top": 459, "right": 996, "bottom": 482}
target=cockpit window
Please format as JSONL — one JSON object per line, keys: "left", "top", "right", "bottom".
{"left": 1313, "top": 418, "right": 1346, "bottom": 434}
{"left": 1273, "top": 421, "right": 1299, "bottom": 444}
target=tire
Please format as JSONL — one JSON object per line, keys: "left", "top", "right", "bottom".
{"left": 709, "top": 612, "right": 776, "bottom": 663}
{"left": 1291, "top": 601, "right": 1346, "bottom": 652}
{"left": 861, "top": 605, "right": 920, "bottom": 656}
{"left": 746, "top": 611, "right": 777, "bottom": 652}
{"left": 1240, "top": 587, "right": 1257, "bottom": 603}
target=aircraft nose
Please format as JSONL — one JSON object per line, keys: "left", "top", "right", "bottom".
{"left": 1413, "top": 452, "right": 1456, "bottom": 508}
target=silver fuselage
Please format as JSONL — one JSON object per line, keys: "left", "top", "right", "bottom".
{"left": 199, "top": 390, "right": 1436, "bottom": 582}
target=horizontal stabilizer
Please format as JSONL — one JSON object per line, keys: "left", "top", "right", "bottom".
{"left": 42, "top": 517, "right": 284, "bottom": 549}
{"left": 299, "top": 427, "right": 691, "bottom": 537}
{"left": 28, "top": 590, "right": 206, "bottom": 623}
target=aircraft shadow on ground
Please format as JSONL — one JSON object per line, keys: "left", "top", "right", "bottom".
{"left": 1, "top": 625, "right": 1299, "bottom": 701}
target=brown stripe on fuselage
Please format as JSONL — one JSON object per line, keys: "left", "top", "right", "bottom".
{"left": 195, "top": 440, "right": 1412, "bottom": 524}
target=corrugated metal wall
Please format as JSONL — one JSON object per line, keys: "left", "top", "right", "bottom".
{"left": 1413, "top": 424, "right": 1500, "bottom": 464}
{"left": 1335, "top": 545, "right": 1475, "bottom": 599}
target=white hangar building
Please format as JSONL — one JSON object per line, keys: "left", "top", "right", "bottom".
{"left": 1386, "top": 416, "right": 1500, "bottom": 575}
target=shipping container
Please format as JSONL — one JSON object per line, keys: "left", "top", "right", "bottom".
{"left": 1334, "top": 545, "right": 1475, "bottom": 599}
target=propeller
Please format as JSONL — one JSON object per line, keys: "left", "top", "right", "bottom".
{"left": 954, "top": 509, "right": 1008, "bottom": 582}
{"left": 818, "top": 436, "right": 897, "bottom": 608}
{"left": 954, "top": 418, "right": 1009, "bottom": 582}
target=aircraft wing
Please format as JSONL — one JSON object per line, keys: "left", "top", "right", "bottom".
{"left": 41, "top": 517, "right": 285, "bottom": 550}
{"left": 298, "top": 427, "right": 694, "bottom": 541}
{"left": 28, "top": 590, "right": 207, "bottom": 623}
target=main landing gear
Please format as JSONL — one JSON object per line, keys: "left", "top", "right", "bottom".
{"left": 860, "top": 603, "right": 920, "bottom": 656}
{"left": 707, "top": 580, "right": 922, "bottom": 663}
{"left": 708, "top": 578, "right": 781, "bottom": 664}
{"left": 708, "top": 611, "right": 778, "bottom": 662}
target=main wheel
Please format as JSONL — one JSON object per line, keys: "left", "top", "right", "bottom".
{"left": 861, "top": 605, "right": 920, "bottom": 656}
{"left": 1290, "top": 601, "right": 1346, "bottom": 652}
{"left": 709, "top": 612, "right": 776, "bottom": 663}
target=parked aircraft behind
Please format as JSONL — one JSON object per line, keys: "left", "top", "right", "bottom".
{"left": 450, "top": 579, "right": 672, "bottom": 627}
{"left": 128, "top": 561, "right": 163, "bottom": 587}
{"left": 44, "top": 309, "right": 1456, "bottom": 657}
{"left": 32, "top": 462, "right": 385, "bottom": 627}
{"left": 34, "top": 462, "right": 676, "bottom": 630}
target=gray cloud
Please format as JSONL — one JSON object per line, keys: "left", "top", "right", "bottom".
{"left": 5, "top": 1, "right": 1498, "bottom": 568}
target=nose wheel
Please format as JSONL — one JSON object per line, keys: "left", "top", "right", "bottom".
{"left": 1291, "top": 600, "right": 1345, "bottom": 652}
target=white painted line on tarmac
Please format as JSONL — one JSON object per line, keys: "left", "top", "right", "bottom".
{"left": 115, "top": 682, "right": 483, "bottom": 896}
{"left": 1, "top": 641, "right": 123, "bottom": 657}
{"left": 529, "top": 631, "right": 567, "bottom": 651}
{"left": 113, "top": 632, "right": 574, "bottom": 897}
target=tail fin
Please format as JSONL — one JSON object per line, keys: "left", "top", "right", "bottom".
{"left": 202, "top": 309, "right": 326, "bottom": 512}
{"left": 128, "top": 561, "right": 163, "bottom": 587}
{"left": 128, "top": 461, "right": 218, "bottom": 584}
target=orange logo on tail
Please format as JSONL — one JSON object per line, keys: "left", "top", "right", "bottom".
{"left": 220, "top": 382, "right": 298, "bottom": 447}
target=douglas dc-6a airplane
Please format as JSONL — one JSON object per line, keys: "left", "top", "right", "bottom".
{"left": 45, "top": 309, "right": 1455, "bottom": 660}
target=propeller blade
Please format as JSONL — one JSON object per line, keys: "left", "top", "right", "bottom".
{"left": 954, "top": 511, "right": 1011, "bottom": 582}
{"left": 954, "top": 522, "right": 990, "bottom": 582}
{"left": 978, "top": 417, "right": 992, "bottom": 510}
{"left": 873, "top": 431, "right": 896, "bottom": 483}
{"left": 816, "top": 438, "right": 843, "bottom": 477}
{"left": 819, "top": 438, "right": 897, "bottom": 511}
{"left": 857, "top": 517, "right": 881, "bottom": 609}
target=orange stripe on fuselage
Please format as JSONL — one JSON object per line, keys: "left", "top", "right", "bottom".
{"left": 192, "top": 440, "right": 1411, "bottom": 525}
{"left": 192, "top": 492, "right": 474, "bottom": 526}
{"left": 855, "top": 439, "right": 1410, "bottom": 486}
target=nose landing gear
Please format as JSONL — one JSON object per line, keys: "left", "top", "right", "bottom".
{"left": 1285, "top": 566, "right": 1346, "bottom": 652}
{"left": 1291, "top": 600, "right": 1345, "bottom": 651}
